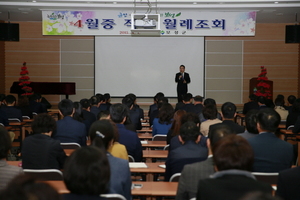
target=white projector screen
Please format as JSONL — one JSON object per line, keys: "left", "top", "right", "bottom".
{"left": 95, "top": 36, "right": 204, "bottom": 97}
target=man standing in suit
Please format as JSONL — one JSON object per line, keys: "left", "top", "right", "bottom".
{"left": 175, "top": 65, "right": 191, "bottom": 103}
{"left": 248, "top": 108, "right": 293, "bottom": 172}
{"left": 175, "top": 124, "right": 234, "bottom": 200}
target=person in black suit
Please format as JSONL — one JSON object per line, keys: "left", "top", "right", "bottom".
{"left": 217, "top": 102, "right": 245, "bottom": 134}
{"left": 21, "top": 113, "right": 67, "bottom": 169}
{"left": 196, "top": 135, "right": 272, "bottom": 200}
{"left": 243, "top": 94, "right": 259, "bottom": 114}
{"left": 276, "top": 166, "right": 300, "bottom": 200}
{"left": 175, "top": 65, "right": 191, "bottom": 103}
{"left": 165, "top": 121, "right": 208, "bottom": 181}
{"left": 180, "top": 93, "right": 196, "bottom": 113}
{"left": 193, "top": 95, "right": 204, "bottom": 115}
{"left": 1, "top": 95, "right": 23, "bottom": 122}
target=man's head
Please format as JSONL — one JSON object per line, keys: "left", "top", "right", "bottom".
{"left": 179, "top": 65, "right": 185, "bottom": 73}
{"left": 194, "top": 95, "right": 203, "bottom": 104}
{"left": 203, "top": 98, "right": 216, "bottom": 107}
{"left": 257, "top": 96, "right": 266, "bottom": 105}
{"left": 80, "top": 98, "right": 91, "bottom": 110}
{"left": 58, "top": 99, "right": 74, "bottom": 117}
{"left": 203, "top": 104, "right": 218, "bottom": 120}
{"left": 221, "top": 102, "right": 237, "bottom": 119}
{"left": 256, "top": 108, "right": 280, "bottom": 133}
{"left": 29, "top": 93, "right": 42, "bottom": 102}
{"left": 95, "top": 93, "right": 104, "bottom": 103}
{"left": 0, "top": 126, "right": 11, "bottom": 159}
{"left": 0, "top": 94, "right": 6, "bottom": 104}
{"left": 89, "top": 96, "right": 100, "bottom": 107}
{"left": 179, "top": 121, "right": 200, "bottom": 143}
{"left": 287, "top": 95, "right": 296, "bottom": 105}
{"left": 154, "top": 92, "right": 164, "bottom": 103}
{"left": 275, "top": 97, "right": 285, "bottom": 107}
{"left": 213, "top": 134, "right": 254, "bottom": 172}
{"left": 125, "top": 93, "right": 137, "bottom": 104}
{"left": 183, "top": 93, "right": 193, "bottom": 104}
{"left": 4, "top": 95, "right": 16, "bottom": 106}
{"left": 109, "top": 103, "right": 128, "bottom": 124}
{"left": 245, "top": 110, "right": 259, "bottom": 134}
{"left": 181, "top": 112, "right": 200, "bottom": 127}
{"left": 103, "top": 93, "right": 111, "bottom": 103}
{"left": 208, "top": 123, "right": 234, "bottom": 147}
{"left": 31, "top": 113, "right": 56, "bottom": 135}
{"left": 122, "top": 96, "right": 134, "bottom": 110}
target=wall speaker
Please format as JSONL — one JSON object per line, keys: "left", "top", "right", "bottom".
{"left": 0, "top": 23, "right": 19, "bottom": 41}
{"left": 285, "top": 25, "right": 300, "bottom": 43}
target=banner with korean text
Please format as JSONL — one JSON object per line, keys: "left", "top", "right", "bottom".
{"left": 42, "top": 10, "right": 256, "bottom": 36}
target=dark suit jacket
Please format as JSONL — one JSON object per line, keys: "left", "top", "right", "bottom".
{"left": 22, "top": 134, "right": 67, "bottom": 169}
{"left": 175, "top": 102, "right": 185, "bottom": 112}
{"left": 242, "top": 101, "right": 259, "bottom": 114}
{"left": 193, "top": 104, "right": 203, "bottom": 115}
{"left": 1, "top": 106, "right": 23, "bottom": 121}
{"left": 196, "top": 171, "right": 272, "bottom": 200}
{"left": 52, "top": 116, "right": 87, "bottom": 146}
{"left": 276, "top": 166, "right": 300, "bottom": 200}
{"left": 175, "top": 72, "right": 190, "bottom": 94}
{"left": 248, "top": 132, "right": 293, "bottom": 172}
{"left": 129, "top": 107, "right": 143, "bottom": 130}
{"left": 165, "top": 140, "right": 208, "bottom": 181}
{"left": 148, "top": 103, "right": 157, "bottom": 117}
{"left": 29, "top": 101, "right": 47, "bottom": 114}
{"left": 90, "top": 106, "right": 100, "bottom": 119}
{"left": 82, "top": 109, "right": 96, "bottom": 125}
{"left": 181, "top": 103, "right": 196, "bottom": 113}
{"left": 116, "top": 123, "right": 143, "bottom": 162}
{"left": 176, "top": 156, "right": 214, "bottom": 200}
{"left": 220, "top": 120, "right": 245, "bottom": 134}
{"left": 169, "top": 135, "right": 207, "bottom": 152}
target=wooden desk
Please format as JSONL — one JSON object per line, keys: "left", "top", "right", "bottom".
{"left": 5, "top": 126, "right": 12, "bottom": 130}
{"left": 45, "top": 180, "right": 178, "bottom": 198}
{"left": 138, "top": 133, "right": 153, "bottom": 140}
{"left": 142, "top": 141, "right": 166, "bottom": 148}
{"left": 7, "top": 161, "right": 22, "bottom": 167}
{"left": 130, "top": 162, "right": 165, "bottom": 181}
{"left": 143, "top": 150, "right": 168, "bottom": 162}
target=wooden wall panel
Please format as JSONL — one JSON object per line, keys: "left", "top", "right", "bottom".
{"left": 0, "top": 41, "right": 5, "bottom": 93}
{"left": 244, "top": 53, "right": 298, "bottom": 66}
{"left": 243, "top": 66, "right": 298, "bottom": 79}
{"left": 5, "top": 39, "right": 60, "bottom": 51}
{"left": 6, "top": 52, "right": 60, "bottom": 64}
{"left": 6, "top": 64, "right": 60, "bottom": 77}
{"left": 244, "top": 41, "right": 298, "bottom": 53}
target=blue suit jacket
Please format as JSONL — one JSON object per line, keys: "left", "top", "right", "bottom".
{"left": 248, "top": 132, "right": 293, "bottom": 172}
{"left": 53, "top": 116, "right": 87, "bottom": 146}
{"left": 152, "top": 118, "right": 172, "bottom": 136}
{"left": 165, "top": 140, "right": 208, "bottom": 181}
{"left": 116, "top": 123, "right": 143, "bottom": 162}
{"left": 107, "top": 153, "right": 132, "bottom": 200}
{"left": 1, "top": 106, "right": 23, "bottom": 122}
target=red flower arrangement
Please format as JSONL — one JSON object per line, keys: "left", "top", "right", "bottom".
{"left": 254, "top": 66, "right": 271, "bottom": 99}
{"left": 18, "top": 62, "right": 33, "bottom": 96}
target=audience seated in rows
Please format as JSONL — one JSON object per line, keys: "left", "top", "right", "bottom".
{"left": 165, "top": 121, "right": 208, "bottom": 181}
{"left": 238, "top": 110, "right": 259, "bottom": 140}
{"left": 62, "top": 146, "right": 109, "bottom": 200}
{"left": 247, "top": 108, "right": 293, "bottom": 172}
{"left": 22, "top": 113, "right": 67, "bottom": 170}
{"left": 176, "top": 123, "right": 234, "bottom": 200}
{"left": 0, "top": 174, "right": 60, "bottom": 200}
{"left": 167, "top": 110, "right": 186, "bottom": 144}
{"left": 52, "top": 99, "right": 86, "bottom": 146}
{"left": 110, "top": 103, "right": 142, "bottom": 162}
{"left": 1, "top": 95, "right": 23, "bottom": 122}
{"left": 243, "top": 94, "right": 259, "bottom": 115}
{"left": 211, "top": 102, "right": 245, "bottom": 134}
{"left": 196, "top": 135, "right": 273, "bottom": 200}
{"left": 152, "top": 103, "right": 174, "bottom": 136}
{"left": 0, "top": 126, "right": 23, "bottom": 190}
{"left": 89, "top": 120, "right": 131, "bottom": 200}
{"left": 200, "top": 104, "right": 222, "bottom": 137}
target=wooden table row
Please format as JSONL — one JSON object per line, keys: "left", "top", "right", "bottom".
{"left": 45, "top": 180, "right": 177, "bottom": 198}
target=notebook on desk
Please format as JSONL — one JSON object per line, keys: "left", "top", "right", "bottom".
{"left": 129, "top": 162, "right": 148, "bottom": 168}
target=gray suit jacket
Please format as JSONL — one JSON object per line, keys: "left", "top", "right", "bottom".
{"left": 175, "top": 156, "right": 214, "bottom": 200}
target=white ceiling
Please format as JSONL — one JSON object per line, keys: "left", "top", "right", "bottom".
{"left": 0, "top": 0, "right": 299, "bottom": 23}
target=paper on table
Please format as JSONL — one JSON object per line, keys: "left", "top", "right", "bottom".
{"left": 129, "top": 162, "right": 148, "bottom": 168}
{"left": 141, "top": 141, "right": 148, "bottom": 144}
{"left": 158, "top": 164, "right": 166, "bottom": 169}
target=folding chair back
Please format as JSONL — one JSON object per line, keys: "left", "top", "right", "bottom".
{"left": 23, "top": 169, "right": 63, "bottom": 181}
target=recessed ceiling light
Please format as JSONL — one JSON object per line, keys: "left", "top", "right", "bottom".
{"left": 274, "top": 1, "right": 278, "bottom": 3}
{"left": 113, "top": 2, "right": 117, "bottom": 4}
{"left": 193, "top": 2, "right": 197, "bottom": 5}
{"left": 32, "top": 0, "right": 36, "bottom": 2}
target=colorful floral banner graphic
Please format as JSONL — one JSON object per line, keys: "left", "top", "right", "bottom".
{"left": 42, "top": 10, "right": 256, "bottom": 36}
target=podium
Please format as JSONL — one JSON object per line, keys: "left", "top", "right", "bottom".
{"left": 249, "top": 78, "right": 273, "bottom": 100}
